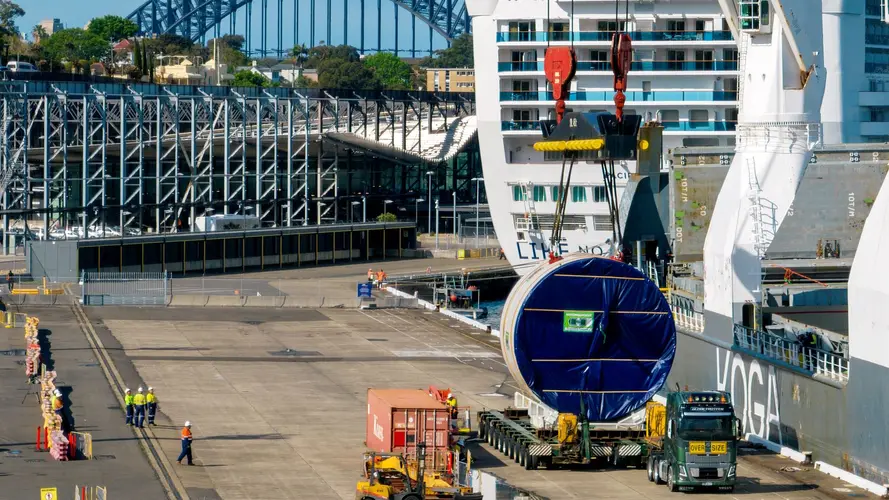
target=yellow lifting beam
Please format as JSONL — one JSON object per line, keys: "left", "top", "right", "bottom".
{"left": 532, "top": 138, "right": 649, "bottom": 153}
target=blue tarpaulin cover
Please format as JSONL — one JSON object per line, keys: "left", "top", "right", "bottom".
{"left": 511, "top": 257, "right": 676, "bottom": 421}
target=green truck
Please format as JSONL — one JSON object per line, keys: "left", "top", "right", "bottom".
{"left": 479, "top": 390, "right": 742, "bottom": 493}
{"left": 647, "top": 391, "right": 743, "bottom": 493}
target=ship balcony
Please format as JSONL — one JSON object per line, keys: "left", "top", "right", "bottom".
{"left": 498, "top": 60, "right": 739, "bottom": 73}
{"left": 499, "top": 90, "right": 738, "bottom": 104}
{"left": 500, "top": 120, "right": 737, "bottom": 134}
{"left": 496, "top": 30, "right": 734, "bottom": 45}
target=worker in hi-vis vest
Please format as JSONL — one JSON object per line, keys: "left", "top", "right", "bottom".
{"left": 177, "top": 421, "right": 194, "bottom": 465}
{"left": 146, "top": 387, "right": 158, "bottom": 426}
{"left": 133, "top": 387, "right": 146, "bottom": 428}
{"left": 124, "top": 388, "right": 135, "bottom": 425}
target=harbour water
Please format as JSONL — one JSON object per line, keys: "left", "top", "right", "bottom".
{"left": 479, "top": 299, "right": 506, "bottom": 329}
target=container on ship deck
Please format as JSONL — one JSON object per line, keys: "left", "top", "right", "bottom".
{"left": 366, "top": 388, "right": 451, "bottom": 470}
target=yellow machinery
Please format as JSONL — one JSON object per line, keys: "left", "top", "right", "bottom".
{"left": 356, "top": 449, "right": 482, "bottom": 500}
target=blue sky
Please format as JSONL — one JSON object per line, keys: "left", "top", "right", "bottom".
{"left": 17, "top": 0, "right": 451, "bottom": 55}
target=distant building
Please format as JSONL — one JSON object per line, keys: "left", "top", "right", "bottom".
{"left": 235, "top": 61, "right": 307, "bottom": 85}
{"left": 34, "top": 18, "right": 63, "bottom": 43}
{"left": 155, "top": 55, "right": 234, "bottom": 85}
{"left": 426, "top": 68, "right": 474, "bottom": 92}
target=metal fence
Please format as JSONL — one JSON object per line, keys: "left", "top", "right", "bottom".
{"left": 733, "top": 324, "right": 849, "bottom": 383}
{"left": 71, "top": 431, "right": 93, "bottom": 459}
{"left": 81, "top": 271, "right": 170, "bottom": 306}
{"left": 75, "top": 485, "right": 107, "bottom": 500}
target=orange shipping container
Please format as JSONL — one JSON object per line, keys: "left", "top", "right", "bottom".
{"left": 366, "top": 389, "right": 452, "bottom": 470}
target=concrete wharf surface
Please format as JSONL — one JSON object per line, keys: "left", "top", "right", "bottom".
{"left": 0, "top": 306, "right": 167, "bottom": 499}
{"left": 78, "top": 302, "right": 876, "bottom": 500}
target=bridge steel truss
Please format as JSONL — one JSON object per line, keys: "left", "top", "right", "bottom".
{"left": 126, "top": 0, "right": 470, "bottom": 57}
{"left": 2, "top": 83, "right": 475, "bottom": 246}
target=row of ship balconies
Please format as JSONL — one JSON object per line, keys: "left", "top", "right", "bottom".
{"left": 499, "top": 90, "right": 738, "bottom": 103}
{"left": 496, "top": 30, "right": 734, "bottom": 44}
{"left": 498, "top": 60, "right": 739, "bottom": 73}
{"left": 500, "top": 120, "right": 738, "bottom": 133}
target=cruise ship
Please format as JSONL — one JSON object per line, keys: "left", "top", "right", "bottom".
{"left": 468, "top": 0, "right": 889, "bottom": 490}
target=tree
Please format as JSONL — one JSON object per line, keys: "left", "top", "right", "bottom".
{"left": 132, "top": 39, "right": 143, "bottom": 75}
{"left": 142, "top": 33, "right": 194, "bottom": 58}
{"left": 207, "top": 36, "right": 248, "bottom": 69}
{"left": 87, "top": 15, "right": 139, "bottom": 42}
{"left": 43, "top": 28, "right": 109, "bottom": 72}
{"left": 294, "top": 74, "right": 316, "bottom": 88}
{"left": 376, "top": 212, "right": 397, "bottom": 222}
{"left": 290, "top": 43, "right": 309, "bottom": 67}
{"left": 231, "top": 70, "right": 272, "bottom": 87}
{"left": 363, "top": 52, "right": 412, "bottom": 90}
{"left": 305, "top": 44, "right": 359, "bottom": 69}
{"left": 0, "top": 1, "right": 24, "bottom": 39}
{"left": 32, "top": 24, "right": 48, "bottom": 43}
{"left": 421, "top": 34, "right": 473, "bottom": 68}
{"left": 317, "top": 58, "right": 381, "bottom": 90}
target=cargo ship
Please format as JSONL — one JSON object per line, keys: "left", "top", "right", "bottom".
{"left": 467, "top": 0, "right": 889, "bottom": 490}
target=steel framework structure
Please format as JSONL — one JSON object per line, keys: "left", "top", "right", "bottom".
{"left": 2, "top": 81, "right": 476, "bottom": 250}
{"left": 126, "top": 0, "right": 470, "bottom": 57}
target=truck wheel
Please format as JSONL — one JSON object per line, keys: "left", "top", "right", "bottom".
{"left": 667, "top": 466, "right": 678, "bottom": 492}
{"left": 647, "top": 456, "right": 655, "bottom": 482}
{"left": 653, "top": 459, "right": 664, "bottom": 484}
{"left": 519, "top": 448, "right": 527, "bottom": 467}
{"left": 527, "top": 454, "right": 538, "bottom": 470}
{"left": 478, "top": 420, "right": 486, "bottom": 440}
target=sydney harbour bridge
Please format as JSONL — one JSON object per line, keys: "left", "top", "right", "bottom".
{"left": 126, "top": 0, "right": 471, "bottom": 57}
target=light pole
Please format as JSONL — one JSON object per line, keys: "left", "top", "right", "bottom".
{"left": 452, "top": 191, "right": 457, "bottom": 241}
{"left": 435, "top": 199, "right": 440, "bottom": 250}
{"left": 383, "top": 199, "right": 393, "bottom": 214}
{"left": 362, "top": 195, "right": 366, "bottom": 222}
{"left": 426, "top": 171, "right": 433, "bottom": 233}
{"left": 415, "top": 198, "right": 424, "bottom": 225}
{"left": 472, "top": 177, "right": 484, "bottom": 248}
{"left": 350, "top": 201, "right": 360, "bottom": 223}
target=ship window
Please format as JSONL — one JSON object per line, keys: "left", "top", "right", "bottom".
{"left": 597, "top": 21, "right": 626, "bottom": 32}
{"left": 513, "top": 185, "right": 527, "bottom": 201}
{"left": 593, "top": 186, "right": 607, "bottom": 203}
{"left": 533, "top": 185, "right": 547, "bottom": 202}
{"left": 551, "top": 185, "right": 562, "bottom": 202}
{"left": 572, "top": 186, "right": 587, "bottom": 202}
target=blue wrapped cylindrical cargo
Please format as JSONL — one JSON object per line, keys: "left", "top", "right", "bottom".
{"left": 500, "top": 254, "right": 676, "bottom": 422}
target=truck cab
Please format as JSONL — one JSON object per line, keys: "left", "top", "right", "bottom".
{"left": 648, "top": 391, "right": 741, "bottom": 493}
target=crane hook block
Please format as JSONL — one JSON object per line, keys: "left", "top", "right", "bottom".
{"left": 538, "top": 112, "right": 643, "bottom": 161}
{"left": 544, "top": 47, "right": 577, "bottom": 102}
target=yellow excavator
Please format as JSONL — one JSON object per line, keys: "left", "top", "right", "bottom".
{"left": 356, "top": 445, "right": 482, "bottom": 500}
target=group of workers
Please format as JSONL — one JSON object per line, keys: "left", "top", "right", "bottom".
{"left": 367, "top": 268, "right": 387, "bottom": 288}
{"left": 123, "top": 385, "right": 195, "bottom": 465}
{"left": 123, "top": 386, "right": 158, "bottom": 428}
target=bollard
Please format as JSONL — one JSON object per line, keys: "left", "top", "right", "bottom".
{"left": 36, "top": 426, "right": 41, "bottom": 451}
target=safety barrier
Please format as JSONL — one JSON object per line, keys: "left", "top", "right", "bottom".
{"left": 75, "top": 485, "right": 108, "bottom": 500}
{"left": 71, "top": 432, "right": 93, "bottom": 460}
{"left": 456, "top": 247, "right": 500, "bottom": 260}
{"left": 733, "top": 324, "right": 850, "bottom": 383}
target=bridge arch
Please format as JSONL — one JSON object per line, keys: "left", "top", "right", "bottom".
{"left": 126, "top": 0, "right": 469, "bottom": 51}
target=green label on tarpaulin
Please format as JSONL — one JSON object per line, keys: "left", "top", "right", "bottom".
{"left": 563, "top": 311, "right": 595, "bottom": 333}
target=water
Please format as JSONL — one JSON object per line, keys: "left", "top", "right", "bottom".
{"left": 479, "top": 299, "right": 505, "bottom": 329}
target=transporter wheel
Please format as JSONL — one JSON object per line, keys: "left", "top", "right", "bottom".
{"left": 488, "top": 426, "right": 495, "bottom": 446}
{"left": 401, "top": 494, "right": 423, "bottom": 500}
{"left": 647, "top": 456, "right": 655, "bottom": 482}
{"left": 653, "top": 459, "right": 664, "bottom": 484}
{"left": 510, "top": 439, "right": 518, "bottom": 461}
{"left": 513, "top": 442, "right": 522, "bottom": 464}
{"left": 667, "top": 466, "right": 678, "bottom": 492}
{"left": 478, "top": 419, "right": 486, "bottom": 440}
{"left": 526, "top": 454, "right": 538, "bottom": 470}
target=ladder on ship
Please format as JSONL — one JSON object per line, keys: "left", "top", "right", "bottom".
{"left": 519, "top": 181, "right": 538, "bottom": 232}
{"left": 746, "top": 157, "right": 771, "bottom": 259}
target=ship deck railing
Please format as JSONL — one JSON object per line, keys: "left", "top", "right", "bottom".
{"left": 733, "top": 324, "right": 849, "bottom": 384}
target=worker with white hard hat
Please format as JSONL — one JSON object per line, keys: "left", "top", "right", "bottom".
{"left": 146, "top": 387, "right": 158, "bottom": 426}
{"left": 133, "top": 386, "right": 146, "bottom": 428}
{"left": 124, "top": 388, "right": 135, "bottom": 425}
{"left": 177, "top": 421, "right": 194, "bottom": 465}
{"left": 446, "top": 393, "right": 458, "bottom": 419}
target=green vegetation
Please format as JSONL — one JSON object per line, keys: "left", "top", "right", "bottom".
{"left": 42, "top": 28, "right": 108, "bottom": 73}
{"left": 231, "top": 70, "right": 273, "bottom": 87}
{"left": 363, "top": 52, "right": 412, "bottom": 90}
{"left": 0, "top": 1, "right": 24, "bottom": 40}
{"left": 87, "top": 15, "right": 139, "bottom": 42}
{"left": 376, "top": 212, "right": 397, "bottom": 222}
{"left": 420, "top": 34, "right": 473, "bottom": 68}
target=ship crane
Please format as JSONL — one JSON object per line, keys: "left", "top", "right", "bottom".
{"left": 536, "top": 0, "right": 644, "bottom": 264}
{"left": 703, "top": 0, "right": 825, "bottom": 327}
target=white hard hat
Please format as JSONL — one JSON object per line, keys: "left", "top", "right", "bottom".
{"left": 54, "top": 389, "right": 61, "bottom": 396}
{"left": 447, "top": 393, "right": 453, "bottom": 398}
{"left": 125, "top": 388, "right": 131, "bottom": 393}
{"left": 138, "top": 387, "right": 143, "bottom": 392}
{"left": 148, "top": 387, "right": 154, "bottom": 391}
{"left": 184, "top": 421, "right": 191, "bottom": 427}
